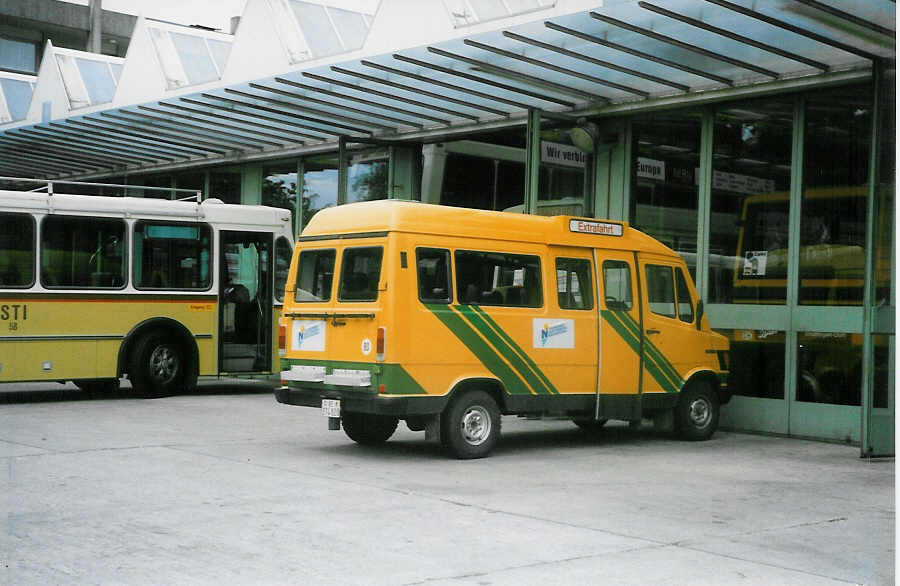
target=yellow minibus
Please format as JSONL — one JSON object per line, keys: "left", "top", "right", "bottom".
{"left": 277, "top": 200, "right": 730, "bottom": 458}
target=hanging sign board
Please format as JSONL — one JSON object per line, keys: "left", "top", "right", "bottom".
{"left": 541, "top": 141, "right": 586, "bottom": 168}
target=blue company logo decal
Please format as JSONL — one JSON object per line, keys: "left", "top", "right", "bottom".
{"left": 297, "top": 324, "right": 321, "bottom": 345}
{"left": 541, "top": 322, "right": 568, "bottom": 346}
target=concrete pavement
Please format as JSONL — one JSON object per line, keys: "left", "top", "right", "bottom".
{"left": 1, "top": 385, "right": 894, "bottom": 585}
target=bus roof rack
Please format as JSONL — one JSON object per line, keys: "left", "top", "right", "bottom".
{"left": 0, "top": 176, "right": 203, "bottom": 202}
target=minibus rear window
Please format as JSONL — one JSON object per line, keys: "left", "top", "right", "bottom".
{"left": 338, "top": 247, "right": 383, "bottom": 302}
{"left": 295, "top": 249, "right": 335, "bottom": 302}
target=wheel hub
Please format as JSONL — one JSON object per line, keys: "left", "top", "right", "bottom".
{"left": 149, "top": 345, "right": 177, "bottom": 384}
{"left": 689, "top": 397, "right": 711, "bottom": 427}
{"left": 461, "top": 405, "right": 491, "bottom": 445}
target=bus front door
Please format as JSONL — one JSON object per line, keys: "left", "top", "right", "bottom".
{"left": 220, "top": 231, "right": 273, "bottom": 373}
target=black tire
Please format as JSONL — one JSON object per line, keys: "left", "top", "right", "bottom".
{"left": 573, "top": 418, "right": 608, "bottom": 432}
{"left": 675, "top": 381, "right": 719, "bottom": 441}
{"left": 128, "top": 332, "right": 186, "bottom": 398}
{"left": 341, "top": 412, "right": 399, "bottom": 445}
{"left": 74, "top": 378, "right": 120, "bottom": 397}
{"left": 441, "top": 390, "right": 501, "bottom": 459}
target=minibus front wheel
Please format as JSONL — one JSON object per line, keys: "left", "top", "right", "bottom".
{"left": 441, "top": 390, "right": 501, "bottom": 459}
{"left": 675, "top": 380, "right": 719, "bottom": 441}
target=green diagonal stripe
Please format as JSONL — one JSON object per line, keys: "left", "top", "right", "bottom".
{"left": 612, "top": 310, "right": 684, "bottom": 391}
{"left": 469, "top": 305, "right": 559, "bottom": 395}
{"left": 458, "top": 305, "right": 555, "bottom": 395}
{"left": 602, "top": 310, "right": 681, "bottom": 394}
{"left": 425, "top": 304, "right": 532, "bottom": 395}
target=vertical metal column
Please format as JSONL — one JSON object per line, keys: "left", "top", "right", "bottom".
{"left": 296, "top": 158, "right": 305, "bottom": 237}
{"left": 523, "top": 109, "right": 541, "bottom": 215}
{"left": 338, "top": 136, "right": 348, "bottom": 206}
{"left": 695, "top": 107, "right": 715, "bottom": 301}
{"left": 784, "top": 95, "right": 806, "bottom": 418}
{"left": 861, "top": 62, "right": 884, "bottom": 456}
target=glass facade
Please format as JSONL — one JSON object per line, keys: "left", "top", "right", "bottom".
{"left": 630, "top": 111, "right": 701, "bottom": 276}
{"left": 711, "top": 99, "right": 793, "bottom": 305}
{"left": 263, "top": 163, "right": 300, "bottom": 234}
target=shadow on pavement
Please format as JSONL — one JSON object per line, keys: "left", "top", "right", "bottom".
{"left": 0, "top": 378, "right": 278, "bottom": 404}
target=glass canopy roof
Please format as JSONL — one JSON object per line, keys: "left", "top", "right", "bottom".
{"left": 0, "top": 0, "right": 894, "bottom": 180}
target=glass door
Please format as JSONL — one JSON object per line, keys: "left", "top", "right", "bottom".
{"left": 219, "top": 231, "right": 273, "bottom": 373}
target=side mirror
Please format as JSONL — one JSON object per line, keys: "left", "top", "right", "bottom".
{"left": 696, "top": 299, "right": 704, "bottom": 330}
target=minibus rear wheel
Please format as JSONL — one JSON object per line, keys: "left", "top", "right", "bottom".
{"left": 675, "top": 381, "right": 719, "bottom": 441}
{"left": 441, "top": 390, "right": 501, "bottom": 459}
{"left": 341, "top": 412, "right": 399, "bottom": 445}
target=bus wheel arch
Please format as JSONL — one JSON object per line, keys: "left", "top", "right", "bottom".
{"left": 675, "top": 374, "right": 720, "bottom": 441}
{"left": 119, "top": 319, "right": 199, "bottom": 397}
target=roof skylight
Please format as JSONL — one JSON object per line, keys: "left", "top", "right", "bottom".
{"left": 148, "top": 26, "right": 233, "bottom": 90}
{"left": 267, "top": 0, "right": 379, "bottom": 64}
{"left": 55, "top": 52, "right": 124, "bottom": 110}
{"left": 442, "top": 0, "right": 555, "bottom": 28}
{"left": 0, "top": 73, "right": 35, "bottom": 123}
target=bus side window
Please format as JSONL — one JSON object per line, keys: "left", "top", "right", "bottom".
{"left": 454, "top": 250, "right": 542, "bottom": 308}
{"left": 41, "top": 215, "right": 126, "bottom": 289}
{"left": 646, "top": 265, "right": 676, "bottom": 318}
{"left": 556, "top": 258, "right": 593, "bottom": 310}
{"left": 675, "top": 268, "right": 694, "bottom": 323}
{"left": 274, "top": 237, "right": 292, "bottom": 303}
{"left": 133, "top": 222, "right": 211, "bottom": 290}
{"left": 0, "top": 212, "right": 35, "bottom": 288}
{"left": 602, "top": 260, "right": 632, "bottom": 311}
{"left": 416, "top": 248, "right": 451, "bottom": 304}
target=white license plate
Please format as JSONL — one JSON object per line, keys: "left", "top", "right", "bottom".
{"left": 321, "top": 399, "right": 341, "bottom": 418}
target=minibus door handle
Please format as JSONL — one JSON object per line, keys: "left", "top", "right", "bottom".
{"left": 645, "top": 329, "right": 660, "bottom": 335}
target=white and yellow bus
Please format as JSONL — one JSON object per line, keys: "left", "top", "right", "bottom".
{"left": 0, "top": 184, "right": 294, "bottom": 396}
{"left": 277, "top": 200, "right": 730, "bottom": 458}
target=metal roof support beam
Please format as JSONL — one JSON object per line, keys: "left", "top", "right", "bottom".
{"left": 462, "top": 38, "right": 639, "bottom": 98}
{"left": 226, "top": 88, "right": 391, "bottom": 133}
{"left": 114, "top": 109, "right": 276, "bottom": 150}
{"left": 0, "top": 150, "right": 86, "bottom": 174}
{"left": 65, "top": 118, "right": 216, "bottom": 157}
{"left": 791, "top": 0, "right": 895, "bottom": 39}
{"left": 218, "top": 90, "right": 377, "bottom": 135}
{"left": 180, "top": 97, "right": 334, "bottom": 141}
{"left": 0, "top": 140, "right": 118, "bottom": 171}
{"left": 703, "top": 0, "right": 887, "bottom": 62}
{"left": 145, "top": 104, "right": 303, "bottom": 145}
{"left": 589, "top": 11, "right": 780, "bottom": 79}
{"left": 426, "top": 46, "right": 614, "bottom": 101}
{"left": 329, "top": 66, "right": 504, "bottom": 117}
{"left": 1, "top": 131, "right": 141, "bottom": 166}
{"left": 248, "top": 82, "right": 423, "bottom": 129}
{"left": 275, "top": 77, "right": 451, "bottom": 126}
{"left": 51, "top": 120, "right": 198, "bottom": 160}
{"left": 360, "top": 60, "right": 525, "bottom": 113}
{"left": 23, "top": 124, "right": 178, "bottom": 163}
{"left": 304, "top": 71, "right": 480, "bottom": 122}
{"left": 638, "top": 1, "right": 830, "bottom": 72}
{"left": 390, "top": 54, "right": 575, "bottom": 108}
{"left": 0, "top": 163, "right": 51, "bottom": 178}
{"left": 499, "top": 31, "right": 689, "bottom": 92}
{"left": 545, "top": 21, "right": 735, "bottom": 87}
{"left": 99, "top": 112, "right": 235, "bottom": 154}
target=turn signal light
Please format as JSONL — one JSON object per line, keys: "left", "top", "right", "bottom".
{"left": 376, "top": 327, "right": 385, "bottom": 362}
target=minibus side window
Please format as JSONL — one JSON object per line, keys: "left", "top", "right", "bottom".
{"left": 455, "top": 250, "right": 542, "bottom": 307}
{"left": 274, "top": 237, "right": 292, "bottom": 302}
{"left": 0, "top": 212, "right": 35, "bottom": 288}
{"left": 133, "top": 222, "right": 210, "bottom": 290}
{"left": 646, "top": 265, "right": 676, "bottom": 318}
{"left": 602, "top": 260, "right": 633, "bottom": 310}
{"left": 339, "top": 247, "right": 383, "bottom": 302}
{"left": 416, "top": 248, "right": 451, "bottom": 304}
{"left": 675, "top": 268, "right": 694, "bottom": 323}
{"left": 41, "top": 215, "right": 126, "bottom": 288}
{"left": 556, "top": 258, "right": 593, "bottom": 310}
{"left": 295, "top": 249, "right": 335, "bottom": 302}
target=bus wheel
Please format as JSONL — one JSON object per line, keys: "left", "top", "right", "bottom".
{"left": 675, "top": 381, "right": 719, "bottom": 441}
{"left": 129, "top": 332, "right": 185, "bottom": 398}
{"left": 441, "top": 390, "right": 501, "bottom": 459}
{"left": 341, "top": 412, "right": 399, "bottom": 445}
